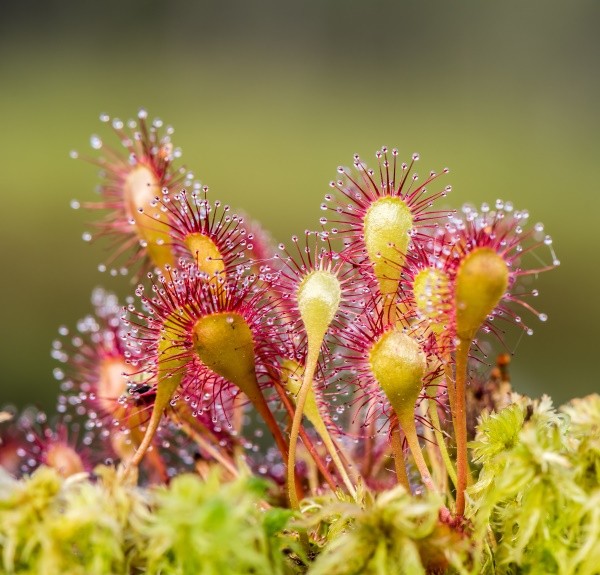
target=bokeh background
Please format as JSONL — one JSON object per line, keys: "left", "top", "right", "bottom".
{"left": 1, "top": 0, "right": 598, "bottom": 410}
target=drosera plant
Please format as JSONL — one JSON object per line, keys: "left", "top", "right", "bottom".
{"left": 71, "top": 111, "right": 193, "bottom": 275}
{"left": 2, "top": 110, "right": 597, "bottom": 574}
{"left": 267, "top": 232, "right": 358, "bottom": 510}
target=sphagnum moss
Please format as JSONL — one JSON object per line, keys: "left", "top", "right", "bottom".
{"left": 3, "top": 112, "right": 595, "bottom": 574}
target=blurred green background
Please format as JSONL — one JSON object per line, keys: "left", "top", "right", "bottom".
{"left": 0, "top": 1, "right": 598, "bottom": 410}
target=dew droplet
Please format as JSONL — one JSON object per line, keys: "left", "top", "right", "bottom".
{"left": 90, "top": 135, "right": 103, "bottom": 149}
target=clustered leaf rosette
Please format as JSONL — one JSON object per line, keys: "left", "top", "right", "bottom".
{"left": 317, "top": 149, "right": 559, "bottom": 510}
{"left": 2, "top": 110, "right": 561, "bottom": 550}
{"left": 72, "top": 110, "right": 192, "bottom": 274}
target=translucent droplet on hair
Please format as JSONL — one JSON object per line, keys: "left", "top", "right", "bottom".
{"left": 90, "top": 135, "right": 103, "bottom": 149}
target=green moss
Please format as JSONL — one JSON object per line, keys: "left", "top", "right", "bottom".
{"left": 2, "top": 395, "right": 600, "bottom": 574}
{"left": 299, "top": 486, "right": 471, "bottom": 575}
{"left": 469, "top": 394, "right": 600, "bottom": 574}
{"left": 0, "top": 466, "right": 301, "bottom": 575}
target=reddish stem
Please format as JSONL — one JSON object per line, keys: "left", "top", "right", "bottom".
{"left": 454, "top": 338, "right": 470, "bottom": 516}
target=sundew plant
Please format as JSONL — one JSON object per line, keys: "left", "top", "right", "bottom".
{"left": 1, "top": 111, "right": 599, "bottom": 575}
